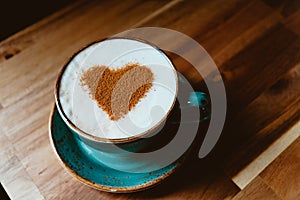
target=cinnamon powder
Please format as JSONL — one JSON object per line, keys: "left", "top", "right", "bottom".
{"left": 80, "top": 63, "right": 154, "bottom": 120}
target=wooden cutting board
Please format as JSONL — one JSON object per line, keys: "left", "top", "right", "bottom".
{"left": 0, "top": 0, "right": 299, "bottom": 199}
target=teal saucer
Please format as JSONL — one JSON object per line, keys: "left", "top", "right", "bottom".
{"left": 49, "top": 105, "right": 183, "bottom": 193}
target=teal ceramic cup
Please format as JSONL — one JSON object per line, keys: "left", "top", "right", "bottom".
{"left": 55, "top": 38, "right": 210, "bottom": 172}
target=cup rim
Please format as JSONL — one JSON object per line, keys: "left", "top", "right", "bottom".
{"left": 54, "top": 37, "right": 178, "bottom": 144}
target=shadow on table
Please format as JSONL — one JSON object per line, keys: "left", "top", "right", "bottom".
{"left": 107, "top": 120, "right": 240, "bottom": 199}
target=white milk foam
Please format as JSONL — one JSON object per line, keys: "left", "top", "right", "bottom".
{"left": 59, "top": 38, "right": 177, "bottom": 139}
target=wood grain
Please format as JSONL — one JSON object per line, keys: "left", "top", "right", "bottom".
{"left": 231, "top": 121, "right": 300, "bottom": 189}
{"left": 285, "top": 8, "right": 300, "bottom": 36}
{"left": 0, "top": 130, "right": 43, "bottom": 199}
{"left": 0, "top": 0, "right": 90, "bottom": 64}
{"left": 232, "top": 177, "right": 281, "bottom": 200}
{"left": 262, "top": 0, "right": 300, "bottom": 17}
{"left": 260, "top": 137, "right": 300, "bottom": 200}
{"left": 198, "top": 0, "right": 282, "bottom": 66}
{"left": 0, "top": 0, "right": 299, "bottom": 199}
{"left": 221, "top": 63, "right": 300, "bottom": 183}
{"left": 222, "top": 23, "right": 300, "bottom": 112}
{"left": 125, "top": 158, "right": 240, "bottom": 200}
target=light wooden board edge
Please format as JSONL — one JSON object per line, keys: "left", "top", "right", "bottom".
{"left": 232, "top": 120, "right": 300, "bottom": 189}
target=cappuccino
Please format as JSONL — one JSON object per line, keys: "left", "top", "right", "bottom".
{"left": 58, "top": 38, "right": 177, "bottom": 139}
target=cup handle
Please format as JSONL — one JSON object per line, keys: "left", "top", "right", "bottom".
{"left": 172, "top": 91, "right": 210, "bottom": 124}
{"left": 171, "top": 74, "right": 210, "bottom": 124}
{"left": 188, "top": 91, "right": 210, "bottom": 121}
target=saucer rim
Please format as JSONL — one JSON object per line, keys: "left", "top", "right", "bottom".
{"left": 48, "top": 103, "right": 183, "bottom": 193}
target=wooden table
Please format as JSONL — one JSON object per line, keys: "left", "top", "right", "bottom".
{"left": 1, "top": 0, "right": 299, "bottom": 199}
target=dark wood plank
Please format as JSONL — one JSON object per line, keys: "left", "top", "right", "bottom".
{"left": 260, "top": 137, "right": 300, "bottom": 200}
{"left": 232, "top": 177, "right": 281, "bottom": 200}
{"left": 262, "top": 0, "right": 300, "bottom": 17}
{"left": 216, "top": 63, "right": 300, "bottom": 187}
{"left": 222, "top": 23, "right": 300, "bottom": 112}
{"left": 284, "top": 8, "right": 300, "bottom": 36}
{"left": 0, "top": 182, "right": 10, "bottom": 200}
{"left": 140, "top": 0, "right": 250, "bottom": 38}
{"left": 167, "top": 0, "right": 282, "bottom": 86}
{"left": 138, "top": 0, "right": 296, "bottom": 113}
{"left": 198, "top": 0, "right": 282, "bottom": 66}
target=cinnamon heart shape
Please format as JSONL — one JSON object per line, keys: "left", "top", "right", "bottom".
{"left": 80, "top": 63, "right": 154, "bottom": 120}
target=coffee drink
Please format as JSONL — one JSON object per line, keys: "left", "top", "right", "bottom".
{"left": 57, "top": 38, "right": 177, "bottom": 139}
